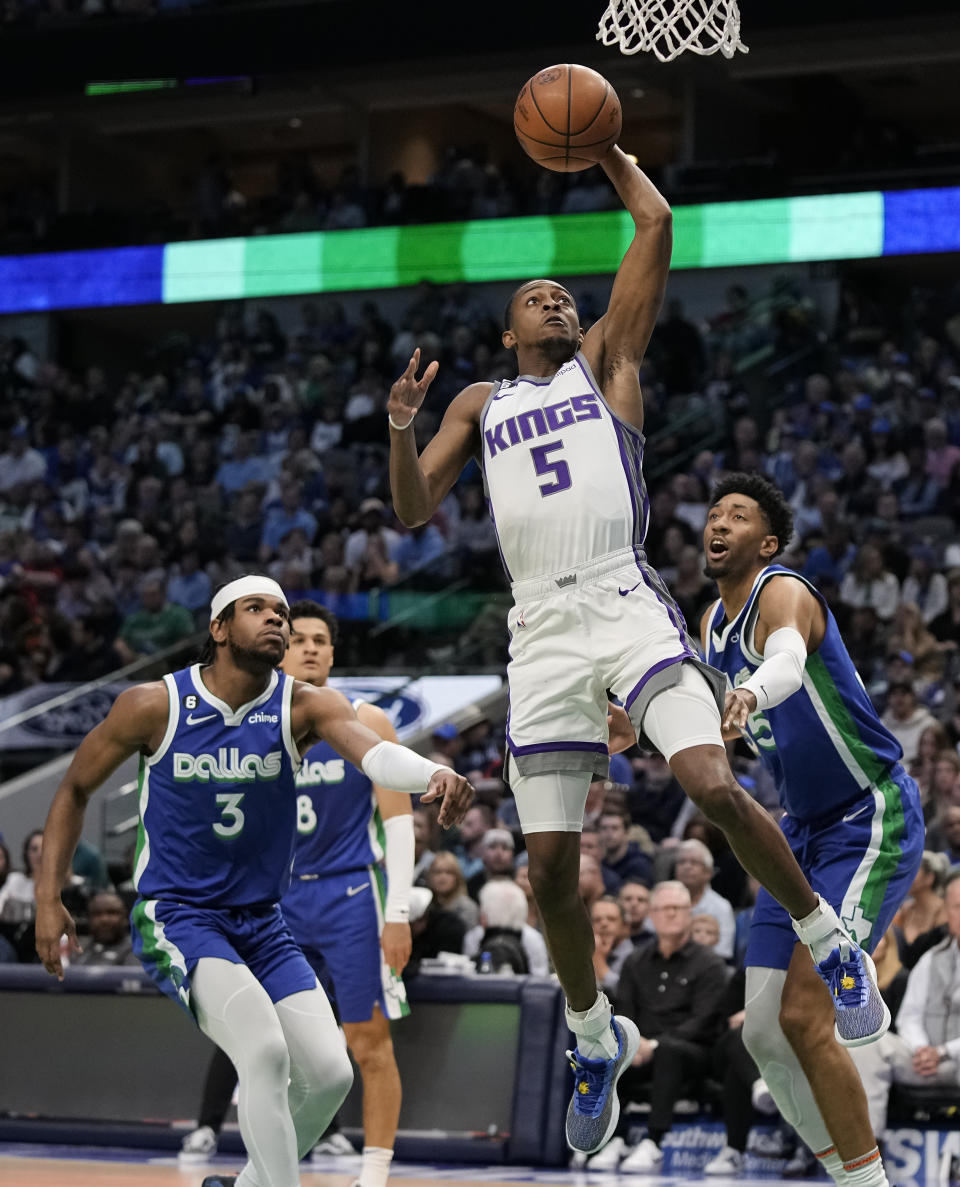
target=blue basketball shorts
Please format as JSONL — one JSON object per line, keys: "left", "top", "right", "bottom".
{"left": 131, "top": 898, "right": 317, "bottom": 1019}
{"left": 281, "top": 866, "right": 409, "bottom": 1023}
{"left": 745, "top": 764, "right": 924, "bottom": 970}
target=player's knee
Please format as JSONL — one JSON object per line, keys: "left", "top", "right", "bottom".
{"left": 742, "top": 1007, "right": 784, "bottom": 1068}
{"left": 247, "top": 1025, "right": 291, "bottom": 1086}
{"left": 329, "top": 1045, "right": 355, "bottom": 1102}
{"left": 778, "top": 993, "right": 830, "bottom": 1051}
{"left": 686, "top": 775, "right": 742, "bottom": 830}
{"left": 349, "top": 1028, "right": 396, "bottom": 1076}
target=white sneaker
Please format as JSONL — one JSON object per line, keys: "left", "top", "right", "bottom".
{"left": 703, "top": 1146, "right": 744, "bottom": 1176}
{"left": 179, "top": 1125, "right": 217, "bottom": 1163}
{"left": 751, "top": 1077, "right": 777, "bottom": 1115}
{"left": 311, "top": 1132, "right": 357, "bottom": 1159}
{"left": 620, "top": 1138, "right": 664, "bottom": 1174}
{"left": 587, "top": 1136, "right": 627, "bottom": 1170}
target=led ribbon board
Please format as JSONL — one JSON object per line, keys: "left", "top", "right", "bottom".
{"left": 1, "top": 186, "right": 958, "bottom": 314}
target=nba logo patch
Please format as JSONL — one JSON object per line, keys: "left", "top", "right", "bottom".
{"left": 517, "top": 610, "right": 526, "bottom": 628}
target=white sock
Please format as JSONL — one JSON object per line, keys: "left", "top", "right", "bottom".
{"left": 566, "top": 992, "right": 617, "bottom": 1060}
{"left": 359, "top": 1145, "right": 394, "bottom": 1187}
{"left": 843, "top": 1147, "right": 888, "bottom": 1187}
{"left": 792, "top": 895, "right": 846, "bottom": 964}
{"left": 815, "top": 1144, "right": 845, "bottom": 1184}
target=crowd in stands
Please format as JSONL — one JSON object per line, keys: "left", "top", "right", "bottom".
{"left": 5, "top": 265, "right": 960, "bottom": 1164}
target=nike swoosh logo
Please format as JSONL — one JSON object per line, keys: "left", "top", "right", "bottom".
{"left": 842, "top": 803, "right": 872, "bottom": 823}
{"left": 618, "top": 581, "right": 642, "bottom": 597}
{"left": 186, "top": 712, "right": 217, "bottom": 726}
{"left": 346, "top": 882, "right": 370, "bottom": 897}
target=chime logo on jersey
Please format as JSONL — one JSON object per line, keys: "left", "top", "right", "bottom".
{"left": 173, "top": 749, "right": 283, "bottom": 782}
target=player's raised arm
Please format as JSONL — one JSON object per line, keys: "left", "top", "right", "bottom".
{"left": 35, "top": 682, "right": 167, "bottom": 978}
{"left": 387, "top": 349, "right": 489, "bottom": 527}
{"left": 721, "top": 577, "right": 825, "bottom": 735}
{"left": 357, "top": 702, "right": 415, "bottom": 973}
{"left": 296, "top": 685, "right": 474, "bottom": 827}
{"left": 582, "top": 149, "right": 672, "bottom": 401}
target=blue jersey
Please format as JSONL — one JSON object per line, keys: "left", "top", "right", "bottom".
{"left": 706, "top": 565, "right": 903, "bottom": 820}
{"left": 292, "top": 731, "right": 383, "bottom": 875}
{"left": 132, "top": 664, "right": 301, "bottom": 907}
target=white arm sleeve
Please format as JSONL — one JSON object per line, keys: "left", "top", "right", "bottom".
{"left": 360, "top": 739, "right": 445, "bottom": 793}
{"left": 740, "top": 626, "right": 807, "bottom": 711}
{"left": 383, "top": 814, "right": 415, "bottom": 923}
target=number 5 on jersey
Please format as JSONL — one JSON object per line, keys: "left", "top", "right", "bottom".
{"left": 531, "top": 440, "right": 571, "bottom": 496}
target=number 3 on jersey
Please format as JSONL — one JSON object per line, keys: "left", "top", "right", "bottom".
{"left": 530, "top": 440, "right": 571, "bottom": 496}
{"left": 213, "top": 792, "right": 246, "bottom": 838}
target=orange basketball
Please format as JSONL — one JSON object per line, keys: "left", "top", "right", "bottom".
{"left": 514, "top": 63, "right": 622, "bottom": 173}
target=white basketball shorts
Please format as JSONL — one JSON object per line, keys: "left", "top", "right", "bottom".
{"left": 504, "top": 546, "right": 724, "bottom": 784}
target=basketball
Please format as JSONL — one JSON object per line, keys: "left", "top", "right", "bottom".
{"left": 514, "top": 64, "right": 622, "bottom": 173}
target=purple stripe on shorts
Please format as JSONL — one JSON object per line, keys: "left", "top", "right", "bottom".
{"left": 506, "top": 729, "right": 607, "bottom": 757}
{"left": 624, "top": 652, "right": 691, "bottom": 713}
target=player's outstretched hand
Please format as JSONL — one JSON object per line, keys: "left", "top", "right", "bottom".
{"left": 421, "top": 768, "right": 474, "bottom": 829}
{"left": 387, "top": 348, "right": 439, "bottom": 429}
{"left": 721, "top": 688, "right": 758, "bottom": 738}
{"left": 606, "top": 702, "right": 636, "bottom": 755}
{"left": 35, "top": 900, "right": 81, "bottom": 980}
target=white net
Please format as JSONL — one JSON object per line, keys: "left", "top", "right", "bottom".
{"left": 597, "top": 0, "right": 748, "bottom": 61}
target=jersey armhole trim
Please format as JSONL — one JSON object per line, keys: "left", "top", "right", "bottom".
{"left": 145, "top": 673, "right": 180, "bottom": 767}
{"left": 743, "top": 568, "right": 819, "bottom": 666}
{"left": 281, "top": 674, "right": 301, "bottom": 766}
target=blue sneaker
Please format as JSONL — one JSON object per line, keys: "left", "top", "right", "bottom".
{"left": 817, "top": 940, "right": 891, "bottom": 1047}
{"left": 565, "top": 1014, "right": 640, "bottom": 1154}
{"left": 201, "top": 1177, "right": 237, "bottom": 1187}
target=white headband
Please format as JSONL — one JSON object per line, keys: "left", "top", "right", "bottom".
{"left": 210, "top": 576, "right": 289, "bottom": 625}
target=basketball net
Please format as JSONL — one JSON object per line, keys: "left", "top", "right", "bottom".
{"left": 597, "top": 0, "right": 748, "bottom": 61}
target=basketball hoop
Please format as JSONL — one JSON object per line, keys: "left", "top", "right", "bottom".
{"left": 597, "top": 0, "right": 748, "bottom": 61}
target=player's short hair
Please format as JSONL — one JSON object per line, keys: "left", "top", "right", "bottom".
{"left": 709, "top": 472, "right": 794, "bottom": 557}
{"left": 503, "top": 280, "right": 576, "bottom": 331}
{"left": 197, "top": 597, "right": 236, "bottom": 666}
{"left": 288, "top": 599, "right": 339, "bottom": 646}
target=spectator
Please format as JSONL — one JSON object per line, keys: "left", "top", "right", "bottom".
{"left": 0, "top": 828, "right": 43, "bottom": 922}
{"left": 344, "top": 498, "right": 400, "bottom": 590}
{"left": 113, "top": 578, "right": 195, "bottom": 663}
{"left": 167, "top": 549, "right": 213, "bottom": 620}
{"left": 701, "top": 968, "right": 761, "bottom": 1177}
{"left": 930, "top": 570, "right": 960, "bottom": 648}
{"left": 73, "top": 892, "right": 140, "bottom": 967}
{"left": 581, "top": 825, "right": 622, "bottom": 894}
{"left": 599, "top": 808, "right": 653, "bottom": 888}
{"left": 412, "top": 804, "right": 438, "bottom": 884}
{"left": 394, "top": 519, "right": 452, "bottom": 586}
{"left": 939, "top": 804, "right": 960, "bottom": 868}
{"left": 450, "top": 802, "right": 493, "bottom": 881}
{"left": 902, "top": 548, "right": 949, "bottom": 625}
{"left": 465, "top": 827, "right": 515, "bottom": 900}
{"left": 425, "top": 851, "right": 478, "bottom": 933}
{"left": 690, "top": 914, "right": 720, "bottom": 950}
{"left": 260, "top": 481, "right": 318, "bottom": 561}
{"left": 590, "top": 881, "right": 727, "bottom": 1172}
{"left": 839, "top": 543, "right": 901, "bottom": 622}
{"left": 618, "top": 878, "right": 654, "bottom": 948}
{"left": 891, "top": 851, "right": 949, "bottom": 964}
{"left": 880, "top": 682, "right": 939, "bottom": 765}
{"left": 851, "top": 871, "right": 960, "bottom": 1138}
{"left": 0, "top": 425, "right": 46, "bottom": 493}
{"left": 578, "top": 853, "right": 606, "bottom": 914}
{"left": 591, "top": 895, "right": 634, "bottom": 998}
{"left": 673, "top": 839, "right": 736, "bottom": 961}
{"left": 463, "top": 878, "right": 549, "bottom": 975}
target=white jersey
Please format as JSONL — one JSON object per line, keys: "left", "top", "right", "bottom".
{"left": 480, "top": 352, "right": 648, "bottom": 584}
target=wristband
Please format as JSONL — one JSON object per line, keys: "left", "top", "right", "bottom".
{"left": 389, "top": 409, "right": 417, "bottom": 431}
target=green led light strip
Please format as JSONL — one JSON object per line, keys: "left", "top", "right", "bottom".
{"left": 85, "top": 79, "right": 178, "bottom": 96}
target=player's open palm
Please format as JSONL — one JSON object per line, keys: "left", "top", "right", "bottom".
{"left": 421, "top": 768, "right": 474, "bottom": 828}
{"left": 388, "top": 348, "right": 438, "bottom": 428}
